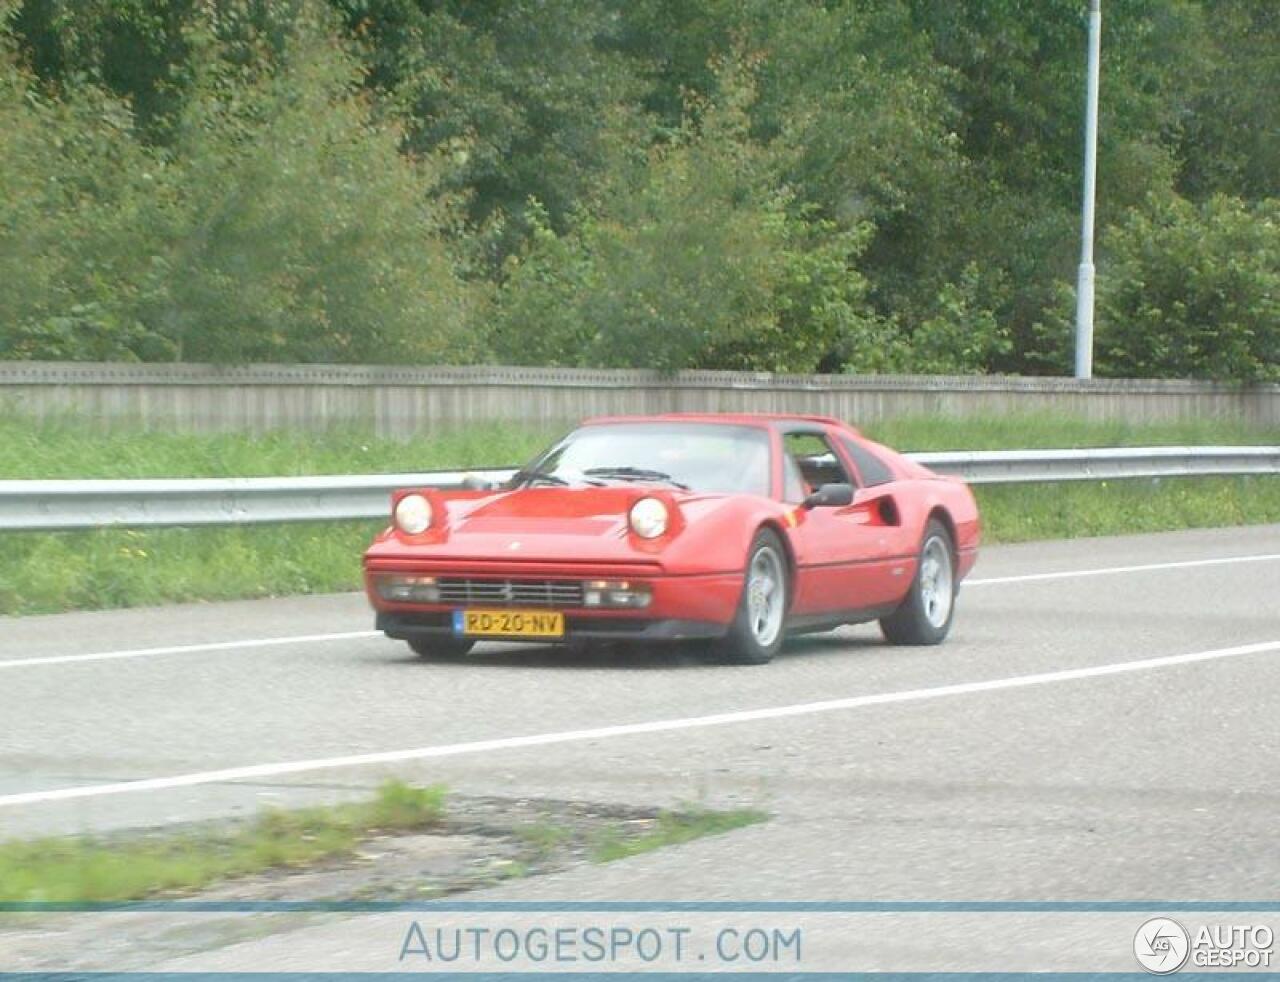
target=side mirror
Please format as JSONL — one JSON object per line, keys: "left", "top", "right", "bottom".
{"left": 802, "top": 482, "right": 854, "bottom": 509}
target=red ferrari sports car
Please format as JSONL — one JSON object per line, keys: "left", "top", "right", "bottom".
{"left": 364, "top": 413, "right": 979, "bottom": 664}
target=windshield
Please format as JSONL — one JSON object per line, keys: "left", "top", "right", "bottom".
{"left": 518, "top": 422, "right": 772, "bottom": 495}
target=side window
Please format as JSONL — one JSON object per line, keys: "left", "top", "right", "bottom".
{"left": 782, "top": 455, "right": 807, "bottom": 503}
{"left": 782, "top": 433, "right": 852, "bottom": 502}
{"left": 842, "top": 437, "right": 895, "bottom": 487}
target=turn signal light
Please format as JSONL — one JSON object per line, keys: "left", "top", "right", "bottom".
{"left": 582, "top": 579, "right": 652, "bottom": 609}
{"left": 376, "top": 575, "right": 440, "bottom": 603}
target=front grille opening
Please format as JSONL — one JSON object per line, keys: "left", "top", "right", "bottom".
{"left": 436, "top": 577, "right": 585, "bottom": 607}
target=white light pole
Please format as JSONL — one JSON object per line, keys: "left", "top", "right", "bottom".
{"left": 1074, "top": 0, "right": 1101, "bottom": 379}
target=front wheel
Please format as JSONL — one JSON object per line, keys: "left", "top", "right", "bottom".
{"left": 714, "top": 528, "right": 789, "bottom": 665}
{"left": 408, "top": 636, "right": 475, "bottom": 660}
{"left": 880, "top": 519, "right": 956, "bottom": 646}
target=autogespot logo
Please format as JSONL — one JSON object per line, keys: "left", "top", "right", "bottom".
{"left": 1135, "top": 917, "right": 1191, "bottom": 974}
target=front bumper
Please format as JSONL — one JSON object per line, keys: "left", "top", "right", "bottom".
{"left": 364, "top": 565, "right": 744, "bottom": 644}
{"left": 363, "top": 563, "right": 742, "bottom": 624}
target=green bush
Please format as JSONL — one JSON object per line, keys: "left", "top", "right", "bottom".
{"left": 902, "top": 264, "right": 1012, "bottom": 374}
{"left": 491, "top": 61, "right": 890, "bottom": 373}
{"left": 1097, "top": 194, "right": 1279, "bottom": 381}
{"left": 138, "top": 8, "right": 478, "bottom": 364}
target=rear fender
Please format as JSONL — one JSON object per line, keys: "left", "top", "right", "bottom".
{"left": 911, "top": 482, "right": 981, "bottom": 577}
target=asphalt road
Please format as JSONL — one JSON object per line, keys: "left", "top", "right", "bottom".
{"left": 2, "top": 524, "right": 1278, "bottom": 971}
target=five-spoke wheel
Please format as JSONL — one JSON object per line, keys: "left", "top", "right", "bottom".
{"left": 717, "top": 528, "right": 789, "bottom": 664}
{"left": 881, "top": 519, "right": 957, "bottom": 645}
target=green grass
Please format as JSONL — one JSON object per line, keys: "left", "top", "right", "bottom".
{"left": 976, "top": 475, "right": 1280, "bottom": 543}
{"left": 0, "top": 416, "right": 556, "bottom": 615}
{"left": 862, "top": 411, "right": 1279, "bottom": 452}
{"left": 0, "top": 522, "right": 386, "bottom": 614}
{"left": 591, "top": 808, "right": 769, "bottom": 864}
{"left": 1, "top": 413, "right": 1277, "bottom": 616}
{"left": 0, "top": 780, "right": 446, "bottom": 902}
{"left": 0, "top": 416, "right": 557, "bottom": 479}
{"left": 515, "top": 819, "right": 575, "bottom": 858}
{"left": 3, "top": 412, "right": 1274, "bottom": 481}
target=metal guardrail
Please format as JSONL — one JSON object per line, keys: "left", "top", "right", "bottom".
{"left": 0, "top": 471, "right": 515, "bottom": 532}
{"left": 1, "top": 448, "right": 1276, "bottom": 532}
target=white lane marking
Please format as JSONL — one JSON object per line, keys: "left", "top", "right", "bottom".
{"left": 3, "top": 552, "right": 1277, "bottom": 671}
{"left": 966, "top": 552, "right": 1280, "bottom": 586}
{"left": 4, "top": 551, "right": 1278, "bottom": 670}
{"left": 0, "top": 631, "right": 380, "bottom": 670}
{"left": 1, "top": 638, "right": 1276, "bottom": 809}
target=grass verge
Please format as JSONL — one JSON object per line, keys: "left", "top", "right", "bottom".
{"left": 591, "top": 808, "right": 769, "bottom": 864}
{"left": 0, "top": 780, "right": 446, "bottom": 902}
{"left": 2, "top": 413, "right": 1277, "bottom": 615}
{"left": 0, "top": 787, "right": 768, "bottom": 902}
{"left": 0, "top": 521, "right": 387, "bottom": 614}
{"left": 977, "top": 475, "right": 1280, "bottom": 543}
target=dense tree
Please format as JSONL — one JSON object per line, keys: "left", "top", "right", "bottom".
{"left": 491, "top": 65, "right": 891, "bottom": 373}
{"left": 2, "top": 3, "right": 475, "bottom": 362}
{"left": 326, "top": 0, "right": 648, "bottom": 265}
{"left": 1, "top": 0, "right": 1276, "bottom": 378}
{"left": 7, "top": 0, "right": 197, "bottom": 141}
{"left": 1172, "top": 0, "right": 1279, "bottom": 202}
{"left": 0, "top": 26, "right": 173, "bottom": 359}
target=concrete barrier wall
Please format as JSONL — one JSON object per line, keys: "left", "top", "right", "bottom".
{"left": 1, "top": 362, "right": 1276, "bottom": 436}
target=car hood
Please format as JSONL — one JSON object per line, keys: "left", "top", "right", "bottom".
{"left": 365, "top": 486, "right": 721, "bottom": 567}
{"left": 454, "top": 486, "right": 637, "bottom": 536}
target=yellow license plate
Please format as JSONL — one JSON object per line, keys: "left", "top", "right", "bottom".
{"left": 453, "top": 609, "right": 565, "bottom": 638}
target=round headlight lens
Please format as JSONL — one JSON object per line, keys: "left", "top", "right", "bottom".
{"left": 394, "top": 494, "right": 432, "bottom": 534}
{"left": 629, "top": 497, "right": 669, "bottom": 539}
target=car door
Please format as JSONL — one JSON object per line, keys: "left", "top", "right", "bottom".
{"left": 780, "top": 426, "right": 915, "bottom": 616}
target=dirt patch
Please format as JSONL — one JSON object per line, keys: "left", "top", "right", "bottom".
{"left": 194, "top": 794, "right": 666, "bottom": 901}
{"left": 0, "top": 795, "right": 691, "bottom": 971}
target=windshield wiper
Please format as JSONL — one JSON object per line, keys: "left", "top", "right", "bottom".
{"left": 509, "top": 467, "right": 571, "bottom": 487}
{"left": 583, "top": 466, "right": 691, "bottom": 490}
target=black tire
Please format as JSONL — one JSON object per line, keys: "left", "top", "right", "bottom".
{"left": 713, "top": 528, "right": 789, "bottom": 665}
{"left": 407, "top": 636, "right": 475, "bottom": 660}
{"left": 880, "top": 519, "right": 956, "bottom": 646}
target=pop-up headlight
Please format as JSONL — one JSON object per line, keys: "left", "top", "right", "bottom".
{"left": 394, "top": 494, "right": 432, "bottom": 534}
{"left": 628, "top": 497, "right": 669, "bottom": 539}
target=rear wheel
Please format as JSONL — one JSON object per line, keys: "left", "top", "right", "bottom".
{"left": 407, "top": 636, "right": 475, "bottom": 660}
{"left": 714, "top": 528, "right": 788, "bottom": 665}
{"left": 880, "top": 519, "right": 956, "bottom": 646}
